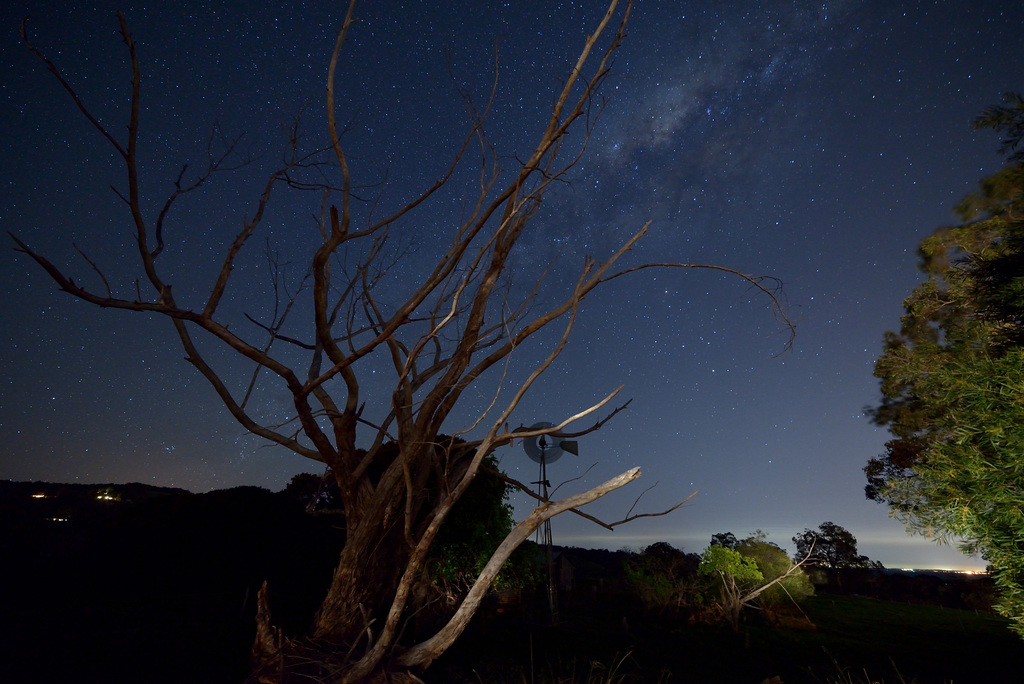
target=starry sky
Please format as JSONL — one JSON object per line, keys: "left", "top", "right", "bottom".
{"left": 3, "top": 0, "right": 1023, "bottom": 571}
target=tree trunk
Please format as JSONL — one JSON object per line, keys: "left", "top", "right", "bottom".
{"left": 722, "top": 584, "right": 743, "bottom": 634}
{"left": 250, "top": 465, "right": 643, "bottom": 680}
{"left": 313, "top": 506, "right": 411, "bottom": 647}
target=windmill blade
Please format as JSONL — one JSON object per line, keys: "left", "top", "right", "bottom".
{"left": 558, "top": 440, "right": 579, "bottom": 456}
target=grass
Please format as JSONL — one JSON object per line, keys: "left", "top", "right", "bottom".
{"left": 431, "top": 592, "right": 1024, "bottom": 683}
{"left": 469, "top": 650, "right": 670, "bottom": 684}
{"left": 793, "top": 595, "right": 1019, "bottom": 681}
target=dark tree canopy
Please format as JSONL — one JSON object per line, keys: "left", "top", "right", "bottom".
{"left": 710, "top": 531, "right": 739, "bottom": 550}
{"left": 974, "top": 92, "right": 1024, "bottom": 163}
{"left": 283, "top": 472, "right": 343, "bottom": 513}
{"left": 791, "top": 522, "right": 877, "bottom": 570}
{"left": 622, "top": 542, "right": 701, "bottom": 613}
{"left": 863, "top": 439, "right": 925, "bottom": 505}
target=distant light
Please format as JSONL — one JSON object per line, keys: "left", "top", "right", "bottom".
{"left": 31, "top": 493, "right": 46, "bottom": 499}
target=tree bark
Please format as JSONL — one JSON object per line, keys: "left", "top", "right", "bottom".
{"left": 313, "top": 524, "right": 410, "bottom": 646}
{"left": 312, "top": 461, "right": 415, "bottom": 647}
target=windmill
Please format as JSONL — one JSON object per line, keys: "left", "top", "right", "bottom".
{"left": 522, "top": 421, "right": 578, "bottom": 623}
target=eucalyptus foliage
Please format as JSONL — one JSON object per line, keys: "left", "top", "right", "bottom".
{"left": 699, "top": 545, "right": 764, "bottom": 584}
{"left": 867, "top": 92, "right": 1024, "bottom": 635}
{"left": 737, "top": 536, "right": 814, "bottom": 609}
{"left": 697, "top": 537, "right": 812, "bottom": 631}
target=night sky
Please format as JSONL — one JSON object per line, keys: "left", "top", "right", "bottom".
{"left": 3, "top": 1, "right": 1023, "bottom": 571}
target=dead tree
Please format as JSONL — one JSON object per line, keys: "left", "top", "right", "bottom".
{"left": 13, "top": 1, "right": 791, "bottom": 680}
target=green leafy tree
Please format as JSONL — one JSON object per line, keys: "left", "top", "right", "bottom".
{"left": 699, "top": 546, "right": 763, "bottom": 632}
{"left": 735, "top": 533, "right": 813, "bottom": 611}
{"left": 977, "top": 92, "right": 1024, "bottom": 163}
{"left": 698, "top": 533, "right": 813, "bottom": 632}
{"left": 867, "top": 92, "right": 1024, "bottom": 636}
{"left": 428, "top": 456, "right": 535, "bottom": 597}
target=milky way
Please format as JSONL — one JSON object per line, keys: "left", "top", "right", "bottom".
{"left": 3, "top": 0, "right": 1023, "bottom": 569}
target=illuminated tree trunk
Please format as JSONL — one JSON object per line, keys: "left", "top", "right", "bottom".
{"left": 718, "top": 577, "right": 744, "bottom": 633}
{"left": 310, "top": 451, "right": 425, "bottom": 649}
{"left": 313, "top": 515, "right": 410, "bottom": 645}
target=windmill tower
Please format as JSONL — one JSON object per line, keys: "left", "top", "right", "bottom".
{"left": 523, "top": 422, "right": 578, "bottom": 623}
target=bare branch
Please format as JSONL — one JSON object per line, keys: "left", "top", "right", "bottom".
{"left": 606, "top": 490, "right": 697, "bottom": 528}
{"left": 398, "top": 466, "right": 642, "bottom": 670}
{"left": 20, "top": 16, "right": 128, "bottom": 159}
{"left": 601, "top": 263, "right": 795, "bottom": 351}
{"left": 492, "top": 465, "right": 697, "bottom": 531}
{"left": 72, "top": 243, "right": 112, "bottom": 298}
{"left": 153, "top": 124, "right": 245, "bottom": 259}
{"left": 547, "top": 462, "right": 599, "bottom": 500}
